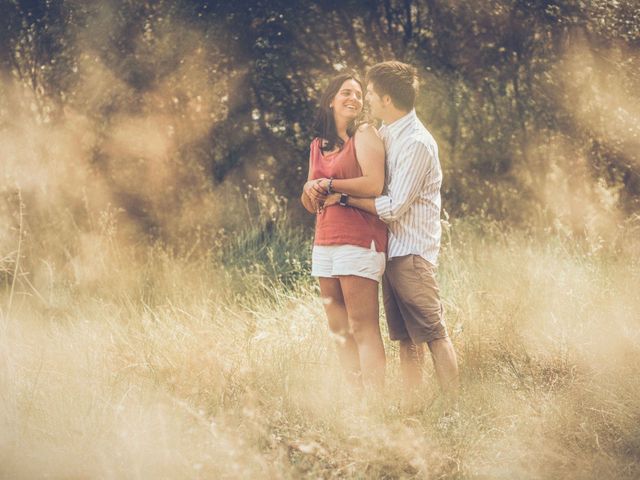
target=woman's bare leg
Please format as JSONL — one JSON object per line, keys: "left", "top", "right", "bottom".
{"left": 339, "top": 275, "right": 386, "bottom": 390}
{"left": 319, "top": 277, "right": 362, "bottom": 389}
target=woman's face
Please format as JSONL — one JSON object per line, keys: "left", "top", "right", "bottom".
{"left": 330, "top": 79, "right": 363, "bottom": 122}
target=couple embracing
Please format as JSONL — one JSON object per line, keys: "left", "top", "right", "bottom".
{"left": 301, "top": 61, "right": 459, "bottom": 402}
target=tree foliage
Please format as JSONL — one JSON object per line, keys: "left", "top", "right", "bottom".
{"left": 1, "top": 0, "right": 638, "bottom": 234}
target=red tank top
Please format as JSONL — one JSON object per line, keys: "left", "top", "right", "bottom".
{"left": 309, "top": 136, "right": 388, "bottom": 253}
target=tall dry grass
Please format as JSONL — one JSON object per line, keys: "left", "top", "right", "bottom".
{"left": 1, "top": 13, "right": 638, "bottom": 475}
{"left": 1, "top": 190, "right": 639, "bottom": 478}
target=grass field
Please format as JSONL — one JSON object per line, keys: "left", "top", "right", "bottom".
{"left": 1, "top": 195, "right": 639, "bottom": 479}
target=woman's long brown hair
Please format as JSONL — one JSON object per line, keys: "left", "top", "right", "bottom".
{"left": 312, "top": 73, "right": 365, "bottom": 153}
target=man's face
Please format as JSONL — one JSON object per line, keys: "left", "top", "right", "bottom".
{"left": 366, "top": 83, "right": 385, "bottom": 121}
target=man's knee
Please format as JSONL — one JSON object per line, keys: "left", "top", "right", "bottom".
{"left": 427, "top": 335, "right": 454, "bottom": 352}
{"left": 400, "top": 339, "right": 425, "bottom": 363}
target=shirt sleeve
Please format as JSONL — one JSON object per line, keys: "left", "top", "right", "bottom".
{"left": 374, "top": 140, "right": 434, "bottom": 223}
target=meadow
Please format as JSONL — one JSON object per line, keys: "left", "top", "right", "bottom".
{"left": 1, "top": 1, "right": 639, "bottom": 476}
{"left": 1, "top": 188, "right": 639, "bottom": 479}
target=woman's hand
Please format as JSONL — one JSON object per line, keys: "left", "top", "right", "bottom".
{"left": 304, "top": 179, "right": 328, "bottom": 202}
{"left": 316, "top": 178, "right": 332, "bottom": 192}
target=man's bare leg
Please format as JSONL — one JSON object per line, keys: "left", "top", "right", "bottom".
{"left": 399, "top": 339, "right": 425, "bottom": 392}
{"left": 400, "top": 336, "right": 459, "bottom": 408}
{"left": 428, "top": 336, "right": 459, "bottom": 404}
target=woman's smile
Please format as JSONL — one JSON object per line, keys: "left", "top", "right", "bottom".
{"left": 332, "top": 79, "right": 363, "bottom": 119}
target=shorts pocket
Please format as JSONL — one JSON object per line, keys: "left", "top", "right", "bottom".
{"left": 412, "top": 255, "right": 436, "bottom": 278}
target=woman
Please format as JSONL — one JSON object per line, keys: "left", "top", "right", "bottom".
{"left": 301, "top": 73, "right": 388, "bottom": 390}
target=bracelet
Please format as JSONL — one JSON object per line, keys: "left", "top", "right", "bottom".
{"left": 327, "top": 177, "right": 334, "bottom": 194}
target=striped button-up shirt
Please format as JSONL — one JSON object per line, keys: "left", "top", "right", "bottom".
{"left": 374, "top": 109, "right": 442, "bottom": 265}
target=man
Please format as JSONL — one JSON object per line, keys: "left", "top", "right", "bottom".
{"left": 310, "top": 61, "right": 459, "bottom": 400}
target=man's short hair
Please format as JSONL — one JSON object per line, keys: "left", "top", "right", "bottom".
{"left": 366, "top": 61, "right": 419, "bottom": 112}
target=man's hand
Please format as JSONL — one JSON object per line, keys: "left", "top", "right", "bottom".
{"left": 323, "top": 193, "right": 341, "bottom": 208}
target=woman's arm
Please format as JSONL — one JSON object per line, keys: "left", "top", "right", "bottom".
{"left": 314, "top": 125, "right": 385, "bottom": 198}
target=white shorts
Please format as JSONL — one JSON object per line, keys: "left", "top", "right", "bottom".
{"left": 311, "top": 241, "right": 386, "bottom": 283}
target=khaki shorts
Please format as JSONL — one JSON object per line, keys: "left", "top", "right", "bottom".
{"left": 382, "top": 255, "right": 448, "bottom": 344}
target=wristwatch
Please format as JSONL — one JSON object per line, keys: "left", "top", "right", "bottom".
{"left": 339, "top": 193, "right": 349, "bottom": 207}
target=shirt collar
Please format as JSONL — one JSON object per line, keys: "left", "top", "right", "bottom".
{"left": 382, "top": 109, "right": 416, "bottom": 139}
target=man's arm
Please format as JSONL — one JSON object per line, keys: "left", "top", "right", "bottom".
{"left": 324, "top": 140, "right": 436, "bottom": 222}
{"left": 374, "top": 140, "right": 434, "bottom": 223}
{"left": 323, "top": 193, "right": 377, "bottom": 215}
{"left": 344, "top": 196, "right": 377, "bottom": 215}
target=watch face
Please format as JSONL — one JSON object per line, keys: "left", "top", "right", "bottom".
{"left": 339, "top": 194, "right": 348, "bottom": 206}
